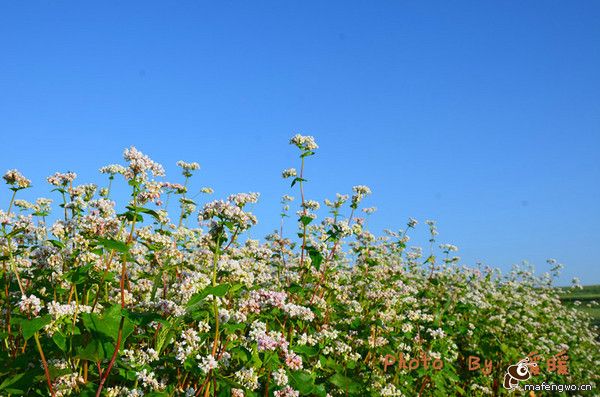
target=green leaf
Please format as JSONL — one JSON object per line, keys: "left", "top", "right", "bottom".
{"left": 187, "top": 284, "right": 231, "bottom": 307}
{"left": 0, "top": 373, "right": 26, "bottom": 391}
{"left": 122, "top": 310, "right": 163, "bottom": 326}
{"left": 320, "top": 355, "right": 343, "bottom": 371}
{"left": 217, "top": 381, "right": 232, "bottom": 397}
{"left": 292, "top": 344, "right": 319, "bottom": 357}
{"left": 17, "top": 315, "right": 52, "bottom": 341}
{"left": 230, "top": 283, "right": 244, "bottom": 294}
{"left": 230, "top": 346, "right": 251, "bottom": 363}
{"left": 127, "top": 205, "right": 162, "bottom": 222}
{"left": 306, "top": 246, "right": 323, "bottom": 270}
{"left": 299, "top": 215, "right": 313, "bottom": 226}
{"left": 96, "top": 238, "right": 129, "bottom": 253}
{"left": 75, "top": 338, "right": 107, "bottom": 361}
{"left": 312, "top": 384, "right": 327, "bottom": 397}
{"left": 262, "top": 350, "right": 280, "bottom": 368}
{"left": 76, "top": 384, "right": 98, "bottom": 397}
{"left": 288, "top": 370, "right": 315, "bottom": 395}
{"left": 47, "top": 239, "right": 65, "bottom": 249}
{"left": 300, "top": 150, "right": 315, "bottom": 158}
{"left": 222, "top": 322, "right": 246, "bottom": 334}
{"left": 251, "top": 346, "right": 262, "bottom": 367}
{"left": 155, "top": 322, "right": 176, "bottom": 354}
{"left": 64, "top": 263, "right": 94, "bottom": 285}
{"left": 328, "top": 373, "right": 363, "bottom": 394}
{"left": 325, "top": 226, "right": 341, "bottom": 242}
{"left": 190, "top": 309, "right": 210, "bottom": 321}
{"left": 287, "top": 283, "right": 304, "bottom": 294}
{"left": 81, "top": 304, "right": 134, "bottom": 342}
{"left": 52, "top": 332, "right": 67, "bottom": 352}
{"left": 118, "top": 368, "right": 138, "bottom": 381}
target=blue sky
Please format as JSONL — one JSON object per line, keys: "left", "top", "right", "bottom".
{"left": 1, "top": 1, "right": 599, "bottom": 284}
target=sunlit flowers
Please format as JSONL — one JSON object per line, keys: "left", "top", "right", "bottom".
{"left": 289, "top": 133, "right": 318, "bottom": 151}
{"left": 0, "top": 135, "right": 596, "bottom": 397}
{"left": 3, "top": 169, "right": 31, "bottom": 189}
{"left": 47, "top": 171, "right": 77, "bottom": 186}
{"left": 123, "top": 146, "right": 165, "bottom": 179}
{"left": 282, "top": 168, "right": 297, "bottom": 179}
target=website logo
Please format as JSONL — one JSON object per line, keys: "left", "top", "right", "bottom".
{"left": 503, "top": 357, "right": 538, "bottom": 390}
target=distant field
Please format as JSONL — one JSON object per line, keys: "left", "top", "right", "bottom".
{"left": 558, "top": 284, "right": 600, "bottom": 328}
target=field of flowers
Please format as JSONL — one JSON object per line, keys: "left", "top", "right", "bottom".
{"left": 1, "top": 135, "right": 598, "bottom": 397}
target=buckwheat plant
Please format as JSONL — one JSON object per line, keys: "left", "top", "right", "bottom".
{"left": 0, "top": 137, "right": 598, "bottom": 397}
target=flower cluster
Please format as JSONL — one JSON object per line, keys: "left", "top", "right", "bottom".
{"left": 47, "top": 171, "right": 77, "bottom": 187}
{"left": 289, "top": 134, "right": 318, "bottom": 151}
{"left": 0, "top": 136, "right": 597, "bottom": 397}
{"left": 3, "top": 169, "right": 32, "bottom": 189}
{"left": 123, "top": 146, "right": 165, "bottom": 179}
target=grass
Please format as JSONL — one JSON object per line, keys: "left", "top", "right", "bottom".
{"left": 558, "top": 284, "right": 600, "bottom": 328}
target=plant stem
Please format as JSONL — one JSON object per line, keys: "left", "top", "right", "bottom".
{"left": 95, "top": 185, "right": 139, "bottom": 397}
{"left": 178, "top": 175, "right": 189, "bottom": 228}
{"left": 95, "top": 316, "right": 125, "bottom": 397}
{"left": 210, "top": 233, "right": 221, "bottom": 356}
{"left": 34, "top": 332, "right": 56, "bottom": 397}
{"left": 298, "top": 156, "right": 307, "bottom": 270}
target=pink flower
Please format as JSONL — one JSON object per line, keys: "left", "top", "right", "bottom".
{"left": 284, "top": 352, "right": 303, "bottom": 370}
{"left": 274, "top": 386, "right": 299, "bottom": 397}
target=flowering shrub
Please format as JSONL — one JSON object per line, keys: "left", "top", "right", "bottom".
{"left": 1, "top": 135, "right": 598, "bottom": 397}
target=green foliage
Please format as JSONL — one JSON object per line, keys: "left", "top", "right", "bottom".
{"left": 1, "top": 139, "right": 598, "bottom": 397}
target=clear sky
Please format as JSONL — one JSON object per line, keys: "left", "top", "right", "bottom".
{"left": 1, "top": 2, "right": 599, "bottom": 285}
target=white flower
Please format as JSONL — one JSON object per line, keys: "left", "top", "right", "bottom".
{"left": 136, "top": 368, "right": 163, "bottom": 391}
{"left": 289, "top": 134, "right": 318, "bottom": 151}
{"left": 219, "top": 308, "right": 231, "bottom": 323}
{"left": 177, "top": 160, "right": 200, "bottom": 171}
{"left": 19, "top": 294, "right": 42, "bottom": 316}
{"left": 47, "top": 172, "right": 77, "bottom": 186}
{"left": 198, "top": 354, "right": 218, "bottom": 374}
{"left": 47, "top": 301, "right": 92, "bottom": 319}
{"left": 380, "top": 383, "right": 404, "bottom": 397}
{"left": 99, "top": 164, "right": 126, "bottom": 175}
{"left": 234, "top": 367, "right": 260, "bottom": 390}
{"left": 352, "top": 185, "right": 371, "bottom": 196}
{"left": 302, "top": 200, "right": 320, "bottom": 211}
{"left": 283, "top": 303, "right": 315, "bottom": 321}
{"left": 274, "top": 386, "right": 300, "bottom": 397}
{"left": 282, "top": 168, "right": 297, "bottom": 178}
{"left": 123, "top": 146, "right": 165, "bottom": 179}
{"left": 199, "top": 199, "right": 257, "bottom": 229}
{"left": 198, "top": 321, "right": 211, "bottom": 333}
{"left": 440, "top": 243, "right": 458, "bottom": 252}
{"left": 427, "top": 328, "right": 446, "bottom": 339}
{"left": 284, "top": 352, "right": 303, "bottom": 370}
{"left": 228, "top": 192, "right": 259, "bottom": 206}
{"left": 272, "top": 368, "right": 288, "bottom": 386}
{"left": 3, "top": 169, "right": 31, "bottom": 188}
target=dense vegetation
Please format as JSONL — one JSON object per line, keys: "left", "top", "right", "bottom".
{"left": 1, "top": 135, "right": 598, "bottom": 396}
{"left": 559, "top": 285, "right": 600, "bottom": 329}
